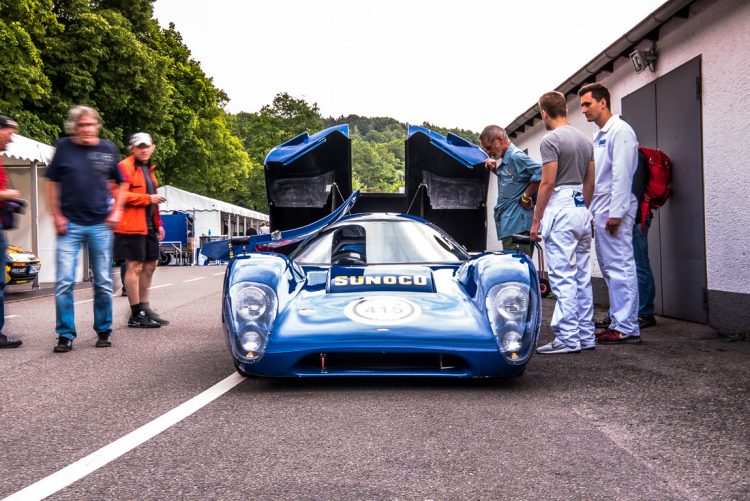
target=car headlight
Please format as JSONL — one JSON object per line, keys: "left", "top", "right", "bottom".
{"left": 494, "top": 284, "right": 528, "bottom": 322}
{"left": 228, "top": 282, "right": 277, "bottom": 361}
{"left": 485, "top": 282, "right": 532, "bottom": 358}
{"left": 239, "top": 329, "right": 264, "bottom": 352}
{"left": 236, "top": 286, "right": 269, "bottom": 321}
{"left": 6, "top": 254, "right": 19, "bottom": 263}
{"left": 501, "top": 330, "right": 523, "bottom": 352}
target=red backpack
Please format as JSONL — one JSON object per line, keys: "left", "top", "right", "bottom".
{"left": 631, "top": 146, "right": 671, "bottom": 230}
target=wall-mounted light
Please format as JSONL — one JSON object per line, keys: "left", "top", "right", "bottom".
{"left": 630, "top": 44, "right": 658, "bottom": 73}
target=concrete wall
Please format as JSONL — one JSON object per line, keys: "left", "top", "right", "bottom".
{"left": 490, "top": 0, "right": 750, "bottom": 329}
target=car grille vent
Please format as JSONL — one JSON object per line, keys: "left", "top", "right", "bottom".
{"left": 296, "top": 352, "right": 468, "bottom": 373}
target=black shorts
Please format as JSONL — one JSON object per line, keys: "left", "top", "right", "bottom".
{"left": 114, "top": 231, "right": 160, "bottom": 262}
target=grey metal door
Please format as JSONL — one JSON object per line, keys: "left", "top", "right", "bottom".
{"left": 622, "top": 81, "right": 663, "bottom": 316}
{"left": 622, "top": 56, "right": 706, "bottom": 322}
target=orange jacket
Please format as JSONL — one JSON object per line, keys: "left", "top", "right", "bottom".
{"left": 114, "top": 155, "right": 162, "bottom": 235}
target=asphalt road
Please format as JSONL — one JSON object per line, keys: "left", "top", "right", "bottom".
{"left": 1, "top": 265, "right": 748, "bottom": 500}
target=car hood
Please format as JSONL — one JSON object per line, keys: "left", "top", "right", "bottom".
{"left": 6, "top": 245, "right": 38, "bottom": 262}
{"left": 202, "top": 189, "right": 360, "bottom": 261}
{"left": 270, "top": 266, "right": 492, "bottom": 348}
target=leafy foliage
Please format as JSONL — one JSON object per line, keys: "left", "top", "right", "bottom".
{"left": 3, "top": 2, "right": 478, "bottom": 210}
{"left": 324, "top": 114, "right": 479, "bottom": 193}
{"left": 228, "top": 93, "right": 324, "bottom": 210}
{"left": 2, "top": 0, "right": 250, "bottom": 204}
{"left": 0, "top": 0, "right": 61, "bottom": 141}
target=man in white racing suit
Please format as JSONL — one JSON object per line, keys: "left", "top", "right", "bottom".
{"left": 578, "top": 82, "right": 641, "bottom": 344}
{"left": 531, "top": 91, "right": 596, "bottom": 354}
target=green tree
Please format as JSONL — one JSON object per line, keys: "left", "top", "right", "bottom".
{"left": 229, "top": 92, "right": 324, "bottom": 210}
{"left": 145, "top": 23, "right": 253, "bottom": 201}
{"left": 351, "top": 138, "right": 402, "bottom": 192}
{"left": 2, "top": 1, "right": 253, "bottom": 209}
{"left": 39, "top": 2, "right": 171, "bottom": 148}
{"left": 326, "top": 114, "right": 480, "bottom": 193}
{"left": 0, "top": 0, "right": 61, "bottom": 141}
{"left": 421, "top": 121, "right": 480, "bottom": 145}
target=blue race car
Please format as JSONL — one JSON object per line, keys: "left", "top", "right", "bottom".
{"left": 203, "top": 191, "right": 542, "bottom": 378}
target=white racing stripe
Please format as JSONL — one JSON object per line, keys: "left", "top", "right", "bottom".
{"left": 184, "top": 276, "right": 206, "bottom": 283}
{"left": 4, "top": 315, "right": 18, "bottom": 319}
{"left": 148, "top": 283, "right": 173, "bottom": 290}
{"left": 2, "top": 372, "right": 245, "bottom": 501}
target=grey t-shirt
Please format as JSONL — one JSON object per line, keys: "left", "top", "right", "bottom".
{"left": 540, "top": 125, "right": 593, "bottom": 186}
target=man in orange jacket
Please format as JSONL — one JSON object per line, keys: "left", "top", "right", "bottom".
{"left": 114, "top": 133, "right": 168, "bottom": 328}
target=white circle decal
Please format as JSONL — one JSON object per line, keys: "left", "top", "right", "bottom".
{"left": 344, "top": 296, "right": 422, "bottom": 326}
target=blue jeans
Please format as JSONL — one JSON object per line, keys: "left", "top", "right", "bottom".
{"left": 0, "top": 229, "right": 6, "bottom": 333}
{"left": 55, "top": 222, "right": 113, "bottom": 339}
{"left": 632, "top": 215, "right": 655, "bottom": 318}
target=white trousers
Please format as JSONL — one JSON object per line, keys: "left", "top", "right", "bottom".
{"left": 592, "top": 199, "right": 640, "bottom": 336}
{"left": 540, "top": 186, "right": 595, "bottom": 348}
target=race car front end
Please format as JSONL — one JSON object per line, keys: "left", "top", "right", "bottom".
{"left": 5, "top": 246, "right": 41, "bottom": 286}
{"left": 231, "top": 264, "right": 536, "bottom": 378}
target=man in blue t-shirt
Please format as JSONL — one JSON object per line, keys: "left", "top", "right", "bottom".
{"left": 45, "top": 106, "right": 127, "bottom": 352}
{"left": 480, "top": 125, "right": 542, "bottom": 257}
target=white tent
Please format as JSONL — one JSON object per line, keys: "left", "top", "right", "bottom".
{"left": 1, "top": 134, "right": 58, "bottom": 284}
{"left": 157, "top": 185, "right": 268, "bottom": 240}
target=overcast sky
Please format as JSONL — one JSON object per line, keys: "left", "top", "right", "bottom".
{"left": 153, "top": 0, "right": 665, "bottom": 132}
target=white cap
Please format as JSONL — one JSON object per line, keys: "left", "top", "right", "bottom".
{"left": 130, "top": 132, "right": 153, "bottom": 147}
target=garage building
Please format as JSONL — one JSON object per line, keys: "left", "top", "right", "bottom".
{"left": 487, "top": 0, "right": 749, "bottom": 333}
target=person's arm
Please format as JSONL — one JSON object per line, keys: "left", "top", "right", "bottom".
{"left": 583, "top": 159, "right": 595, "bottom": 208}
{"left": 0, "top": 187, "right": 20, "bottom": 201}
{"left": 606, "top": 127, "right": 638, "bottom": 235}
{"left": 529, "top": 162, "right": 557, "bottom": 241}
{"left": 45, "top": 180, "right": 68, "bottom": 235}
{"left": 523, "top": 182, "right": 540, "bottom": 199}
{"left": 516, "top": 153, "right": 542, "bottom": 209}
{"left": 484, "top": 157, "right": 498, "bottom": 173}
{"left": 105, "top": 156, "right": 128, "bottom": 228}
{"left": 105, "top": 181, "right": 127, "bottom": 228}
{"left": 117, "top": 162, "right": 152, "bottom": 207}
{"left": 154, "top": 199, "right": 165, "bottom": 240}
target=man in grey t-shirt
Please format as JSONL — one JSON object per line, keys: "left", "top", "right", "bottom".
{"left": 531, "top": 91, "right": 596, "bottom": 355}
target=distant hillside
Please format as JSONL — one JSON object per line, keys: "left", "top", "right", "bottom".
{"left": 323, "top": 115, "right": 480, "bottom": 193}
{"left": 228, "top": 94, "right": 483, "bottom": 209}
{"left": 323, "top": 115, "right": 480, "bottom": 144}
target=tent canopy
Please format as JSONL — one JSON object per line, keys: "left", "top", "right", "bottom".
{"left": 157, "top": 185, "right": 268, "bottom": 222}
{"left": 1, "top": 133, "right": 55, "bottom": 165}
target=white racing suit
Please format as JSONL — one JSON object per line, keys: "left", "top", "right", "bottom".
{"left": 540, "top": 185, "right": 595, "bottom": 349}
{"left": 592, "top": 196, "right": 640, "bottom": 336}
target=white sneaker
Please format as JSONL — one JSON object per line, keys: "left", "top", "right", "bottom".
{"left": 536, "top": 339, "right": 581, "bottom": 354}
{"left": 581, "top": 341, "right": 596, "bottom": 350}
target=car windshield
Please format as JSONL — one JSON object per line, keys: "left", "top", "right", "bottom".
{"left": 292, "top": 219, "right": 469, "bottom": 265}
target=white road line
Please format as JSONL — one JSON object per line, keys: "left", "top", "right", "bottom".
{"left": 212, "top": 272, "right": 225, "bottom": 276}
{"left": 4, "top": 315, "right": 18, "bottom": 319}
{"left": 183, "top": 276, "right": 206, "bottom": 283}
{"left": 148, "top": 283, "right": 173, "bottom": 290}
{"left": 74, "top": 299, "right": 93, "bottom": 305}
{"left": 2, "top": 372, "right": 245, "bottom": 501}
